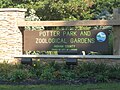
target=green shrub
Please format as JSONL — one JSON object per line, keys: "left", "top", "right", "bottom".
{"left": 0, "top": 62, "right": 16, "bottom": 81}
{"left": 94, "top": 63, "right": 110, "bottom": 74}
{"left": 8, "top": 69, "right": 32, "bottom": 82}
{"left": 108, "top": 64, "right": 120, "bottom": 80}
{"left": 74, "top": 62, "right": 111, "bottom": 81}
{"left": 59, "top": 70, "right": 76, "bottom": 80}
{"left": 0, "top": 61, "right": 120, "bottom": 83}
{"left": 79, "top": 71, "right": 95, "bottom": 78}
{"left": 40, "top": 67, "right": 54, "bottom": 80}
{"left": 32, "top": 60, "right": 44, "bottom": 77}
{"left": 75, "top": 62, "right": 96, "bottom": 75}
{"left": 95, "top": 74, "right": 109, "bottom": 82}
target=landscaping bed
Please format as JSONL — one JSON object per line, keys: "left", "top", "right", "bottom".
{"left": 0, "top": 61, "right": 120, "bottom": 85}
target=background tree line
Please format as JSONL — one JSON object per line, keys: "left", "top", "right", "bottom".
{"left": 0, "top": 0, "right": 120, "bottom": 21}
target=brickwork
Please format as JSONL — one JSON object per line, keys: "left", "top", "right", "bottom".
{"left": 0, "top": 8, "right": 26, "bottom": 63}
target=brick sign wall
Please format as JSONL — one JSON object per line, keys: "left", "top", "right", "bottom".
{"left": 0, "top": 8, "right": 26, "bottom": 63}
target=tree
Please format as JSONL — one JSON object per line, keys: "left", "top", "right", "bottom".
{"left": 25, "top": 9, "right": 44, "bottom": 30}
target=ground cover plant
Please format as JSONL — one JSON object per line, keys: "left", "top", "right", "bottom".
{"left": 0, "top": 61, "right": 120, "bottom": 84}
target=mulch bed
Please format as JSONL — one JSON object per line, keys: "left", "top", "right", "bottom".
{"left": 0, "top": 78, "right": 109, "bottom": 85}
{"left": 0, "top": 78, "right": 96, "bottom": 85}
{"left": 0, "top": 78, "right": 119, "bottom": 85}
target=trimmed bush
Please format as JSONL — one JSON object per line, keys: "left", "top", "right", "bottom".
{"left": 0, "top": 61, "right": 120, "bottom": 83}
{"left": 8, "top": 69, "right": 32, "bottom": 82}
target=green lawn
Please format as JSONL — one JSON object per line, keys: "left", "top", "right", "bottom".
{"left": 0, "top": 83, "right": 120, "bottom": 90}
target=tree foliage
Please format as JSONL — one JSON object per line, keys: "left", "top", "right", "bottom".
{"left": 25, "top": 9, "right": 44, "bottom": 30}
{"left": 0, "top": 0, "right": 119, "bottom": 21}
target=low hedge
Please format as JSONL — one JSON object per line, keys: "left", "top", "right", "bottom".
{"left": 0, "top": 61, "right": 120, "bottom": 83}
